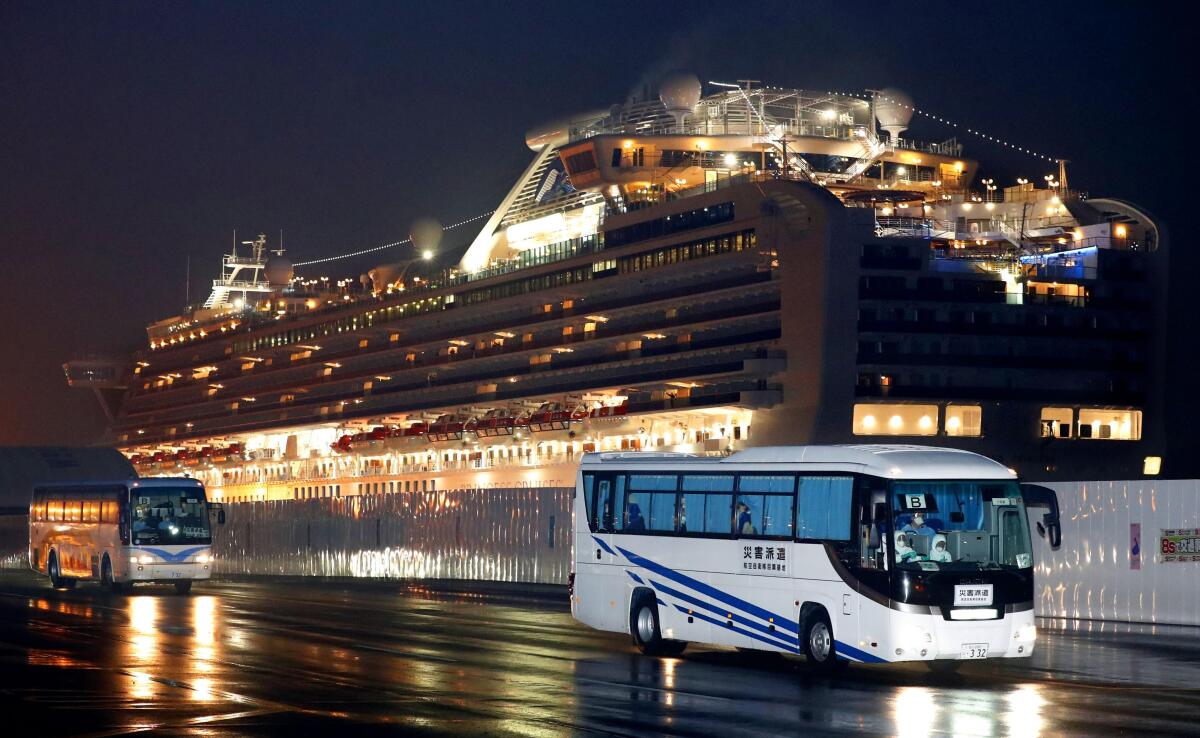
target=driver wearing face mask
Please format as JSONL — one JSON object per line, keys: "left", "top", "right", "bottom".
{"left": 902, "top": 512, "right": 935, "bottom": 537}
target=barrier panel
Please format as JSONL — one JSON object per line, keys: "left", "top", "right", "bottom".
{"left": 1034, "top": 479, "right": 1200, "bottom": 626}
{"left": 213, "top": 487, "right": 573, "bottom": 584}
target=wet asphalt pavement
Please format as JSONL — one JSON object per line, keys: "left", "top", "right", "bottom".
{"left": 2, "top": 571, "right": 1200, "bottom": 737}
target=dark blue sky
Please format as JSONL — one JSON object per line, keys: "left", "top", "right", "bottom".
{"left": 0, "top": 1, "right": 1186, "bottom": 445}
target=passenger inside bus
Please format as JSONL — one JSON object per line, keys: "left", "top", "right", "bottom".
{"left": 929, "top": 533, "right": 953, "bottom": 563}
{"left": 894, "top": 531, "right": 919, "bottom": 563}
{"left": 626, "top": 495, "right": 646, "bottom": 531}
{"left": 735, "top": 501, "right": 756, "bottom": 535}
{"left": 132, "top": 509, "right": 151, "bottom": 533}
{"left": 677, "top": 497, "right": 688, "bottom": 532}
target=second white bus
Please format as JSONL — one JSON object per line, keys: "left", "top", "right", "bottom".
{"left": 569, "top": 445, "right": 1061, "bottom": 671}
{"left": 29, "top": 477, "right": 224, "bottom": 594}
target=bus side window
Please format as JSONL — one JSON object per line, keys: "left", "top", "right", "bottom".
{"left": 594, "top": 479, "right": 612, "bottom": 532}
{"left": 582, "top": 474, "right": 596, "bottom": 531}
{"left": 858, "top": 491, "right": 890, "bottom": 570}
{"left": 610, "top": 476, "right": 626, "bottom": 531}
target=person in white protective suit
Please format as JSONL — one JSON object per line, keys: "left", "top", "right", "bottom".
{"left": 894, "top": 531, "right": 919, "bottom": 564}
{"left": 929, "top": 533, "right": 953, "bottom": 563}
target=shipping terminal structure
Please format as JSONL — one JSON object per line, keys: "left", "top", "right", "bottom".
{"left": 67, "top": 74, "right": 1168, "bottom": 503}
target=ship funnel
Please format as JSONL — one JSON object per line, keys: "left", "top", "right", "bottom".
{"left": 659, "top": 71, "right": 701, "bottom": 132}
{"left": 874, "top": 87, "right": 914, "bottom": 142}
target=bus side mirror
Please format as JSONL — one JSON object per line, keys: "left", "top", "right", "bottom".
{"left": 1020, "top": 483, "right": 1061, "bottom": 549}
{"left": 218, "top": 509, "right": 225, "bottom": 525}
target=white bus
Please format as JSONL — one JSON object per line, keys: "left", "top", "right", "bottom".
{"left": 29, "top": 478, "right": 225, "bottom": 594}
{"left": 569, "top": 445, "right": 1061, "bottom": 671}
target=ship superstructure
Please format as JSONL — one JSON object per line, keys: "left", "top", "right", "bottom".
{"left": 70, "top": 75, "right": 1168, "bottom": 501}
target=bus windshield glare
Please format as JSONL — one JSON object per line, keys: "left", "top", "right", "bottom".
{"left": 130, "top": 488, "right": 211, "bottom": 545}
{"left": 890, "top": 480, "right": 1032, "bottom": 571}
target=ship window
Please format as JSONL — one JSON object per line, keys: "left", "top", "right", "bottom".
{"left": 1040, "top": 407, "right": 1073, "bottom": 438}
{"left": 945, "top": 404, "right": 982, "bottom": 437}
{"left": 564, "top": 149, "right": 597, "bottom": 174}
{"left": 1078, "top": 408, "right": 1141, "bottom": 440}
{"left": 853, "top": 403, "right": 938, "bottom": 436}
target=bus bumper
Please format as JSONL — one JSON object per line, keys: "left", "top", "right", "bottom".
{"left": 126, "top": 562, "right": 212, "bottom": 583}
{"left": 887, "top": 609, "right": 1037, "bottom": 662}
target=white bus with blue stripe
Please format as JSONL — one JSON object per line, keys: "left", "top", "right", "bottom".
{"left": 30, "top": 478, "right": 224, "bottom": 594}
{"left": 569, "top": 445, "right": 1061, "bottom": 671}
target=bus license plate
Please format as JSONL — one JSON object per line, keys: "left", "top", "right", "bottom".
{"left": 960, "top": 643, "right": 989, "bottom": 659}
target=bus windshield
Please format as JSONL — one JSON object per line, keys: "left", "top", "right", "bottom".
{"left": 890, "top": 480, "right": 1032, "bottom": 571}
{"left": 130, "top": 488, "right": 211, "bottom": 545}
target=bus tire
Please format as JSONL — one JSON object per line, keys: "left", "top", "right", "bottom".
{"left": 101, "top": 555, "right": 115, "bottom": 591}
{"left": 100, "top": 556, "right": 127, "bottom": 593}
{"left": 630, "top": 592, "right": 685, "bottom": 657}
{"left": 173, "top": 580, "right": 193, "bottom": 595}
{"left": 48, "top": 551, "right": 67, "bottom": 589}
{"left": 800, "top": 607, "right": 843, "bottom": 672}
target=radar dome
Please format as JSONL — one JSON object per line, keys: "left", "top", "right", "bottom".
{"left": 874, "top": 88, "right": 914, "bottom": 141}
{"left": 659, "top": 72, "right": 701, "bottom": 130}
{"left": 264, "top": 255, "right": 294, "bottom": 287}
{"left": 409, "top": 218, "right": 443, "bottom": 253}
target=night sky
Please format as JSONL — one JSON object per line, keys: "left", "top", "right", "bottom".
{"left": 0, "top": 3, "right": 1187, "bottom": 454}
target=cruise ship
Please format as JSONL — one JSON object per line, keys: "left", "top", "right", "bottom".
{"left": 68, "top": 74, "right": 1168, "bottom": 504}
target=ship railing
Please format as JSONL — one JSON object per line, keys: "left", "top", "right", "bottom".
{"left": 465, "top": 233, "right": 604, "bottom": 283}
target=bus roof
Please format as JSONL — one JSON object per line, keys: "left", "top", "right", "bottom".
{"left": 579, "top": 445, "right": 1016, "bottom": 481}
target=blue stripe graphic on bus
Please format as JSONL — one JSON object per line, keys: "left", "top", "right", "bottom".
{"left": 650, "top": 578, "right": 799, "bottom": 651}
{"left": 136, "top": 546, "right": 207, "bottom": 563}
{"left": 833, "top": 640, "right": 887, "bottom": 664}
{"left": 626, "top": 570, "right": 645, "bottom": 585}
{"left": 675, "top": 605, "right": 801, "bottom": 653}
{"left": 616, "top": 546, "right": 799, "bottom": 635}
{"left": 592, "top": 536, "right": 615, "bottom": 556}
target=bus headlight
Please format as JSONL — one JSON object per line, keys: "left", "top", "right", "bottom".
{"left": 195, "top": 554, "right": 210, "bottom": 564}
{"left": 136, "top": 555, "right": 154, "bottom": 564}
{"left": 1016, "top": 625, "right": 1037, "bottom": 642}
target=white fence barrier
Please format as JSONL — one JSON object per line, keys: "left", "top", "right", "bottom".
{"left": 1034, "top": 480, "right": 1200, "bottom": 626}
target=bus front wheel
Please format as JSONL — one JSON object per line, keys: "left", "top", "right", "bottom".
{"left": 630, "top": 595, "right": 685, "bottom": 657}
{"left": 800, "top": 608, "right": 844, "bottom": 672}
{"left": 100, "top": 556, "right": 124, "bottom": 594}
{"left": 174, "top": 580, "right": 193, "bottom": 595}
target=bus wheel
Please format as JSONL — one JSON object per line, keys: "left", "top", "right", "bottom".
{"left": 630, "top": 594, "right": 686, "bottom": 657}
{"left": 173, "top": 580, "right": 193, "bottom": 595}
{"left": 800, "top": 608, "right": 843, "bottom": 672}
{"left": 100, "top": 556, "right": 122, "bottom": 594}
{"left": 48, "top": 551, "right": 67, "bottom": 589}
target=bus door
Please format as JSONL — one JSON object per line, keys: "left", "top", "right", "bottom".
{"left": 577, "top": 471, "right": 626, "bottom": 632}
{"left": 590, "top": 473, "right": 622, "bottom": 566}
{"left": 849, "top": 480, "right": 892, "bottom": 647}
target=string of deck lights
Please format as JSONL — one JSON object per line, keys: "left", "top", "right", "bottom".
{"left": 293, "top": 210, "right": 496, "bottom": 267}
{"left": 827, "top": 90, "right": 1061, "bottom": 164}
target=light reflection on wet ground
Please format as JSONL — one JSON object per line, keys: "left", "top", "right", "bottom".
{"left": 1, "top": 570, "right": 1199, "bottom": 736}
